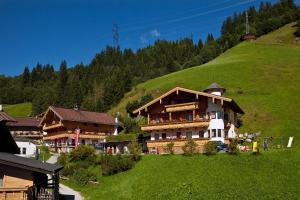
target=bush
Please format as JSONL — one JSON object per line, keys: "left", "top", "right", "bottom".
{"left": 128, "top": 141, "right": 142, "bottom": 161}
{"left": 101, "top": 154, "right": 135, "bottom": 176}
{"left": 61, "top": 161, "right": 91, "bottom": 177}
{"left": 203, "top": 142, "right": 217, "bottom": 155}
{"left": 182, "top": 139, "right": 197, "bottom": 156}
{"left": 57, "top": 153, "right": 69, "bottom": 166}
{"left": 165, "top": 142, "right": 175, "bottom": 154}
{"left": 72, "top": 168, "right": 97, "bottom": 185}
{"left": 70, "top": 145, "right": 96, "bottom": 163}
{"left": 228, "top": 139, "right": 239, "bottom": 155}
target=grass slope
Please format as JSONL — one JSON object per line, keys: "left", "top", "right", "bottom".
{"left": 63, "top": 24, "right": 300, "bottom": 199}
{"left": 3, "top": 103, "right": 32, "bottom": 117}
{"left": 65, "top": 151, "right": 300, "bottom": 200}
{"left": 110, "top": 23, "right": 300, "bottom": 144}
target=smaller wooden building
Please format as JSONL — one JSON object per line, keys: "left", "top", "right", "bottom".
{"left": 40, "top": 106, "right": 118, "bottom": 152}
{"left": 0, "top": 111, "right": 63, "bottom": 200}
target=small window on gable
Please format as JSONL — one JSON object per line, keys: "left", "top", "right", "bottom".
{"left": 217, "top": 111, "right": 222, "bottom": 119}
{"left": 22, "top": 147, "right": 26, "bottom": 155}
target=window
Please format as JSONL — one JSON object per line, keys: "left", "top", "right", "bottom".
{"left": 210, "top": 112, "right": 216, "bottom": 119}
{"left": 186, "top": 114, "right": 193, "bottom": 121}
{"left": 154, "top": 133, "right": 160, "bottom": 140}
{"left": 186, "top": 132, "right": 192, "bottom": 139}
{"left": 22, "top": 147, "right": 26, "bottom": 155}
{"left": 216, "top": 111, "right": 222, "bottom": 119}
{"left": 218, "top": 129, "right": 222, "bottom": 137}
{"left": 208, "top": 130, "right": 211, "bottom": 138}
{"left": 199, "top": 131, "right": 204, "bottom": 138}
{"left": 212, "top": 129, "right": 216, "bottom": 137}
{"left": 162, "top": 133, "right": 166, "bottom": 140}
{"left": 0, "top": 172, "right": 3, "bottom": 187}
{"left": 176, "top": 132, "right": 181, "bottom": 139}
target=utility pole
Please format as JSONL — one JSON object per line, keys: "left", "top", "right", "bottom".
{"left": 245, "top": 11, "right": 249, "bottom": 34}
{"left": 112, "top": 24, "right": 119, "bottom": 47}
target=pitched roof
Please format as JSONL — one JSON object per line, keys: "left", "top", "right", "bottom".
{"left": 133, "top": 87, "right": 244, "bottom": 114}
{"left": 0, "top": 152, "right": 63, "bottom": 174}
{"left": 0, "top": 112, "right": 16, "bottom": 122}
{"left": 203, "top": 82, "right": 226, "bottom": 92}
{"left": 40, "top": 106, "right": 116, "bottom": 126}
{"left": 0, "top": 122, "right": 20, "bottom": 154}
{"left": 7, "top": 117, "right": 41, "bottom": 127}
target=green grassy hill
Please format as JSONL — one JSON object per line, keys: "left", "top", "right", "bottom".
{"left": 66, "top": 152, "right": 300, "bottom": 200}
{"left": 110, "top": 23, "right": 300, "bottom": 142}
{"left": 63, "top": 24, "right": 300, "bottom": 199}
{"left": 3, "top": 102, "right": 32, "bottom": 117}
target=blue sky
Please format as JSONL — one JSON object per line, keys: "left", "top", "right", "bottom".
{"left": 0, "top": 0, "right": 299, "bottom": 76}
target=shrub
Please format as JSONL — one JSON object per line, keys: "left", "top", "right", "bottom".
{"left": 61, "top": 161, "right": 91, "bottom": 177}
{"left": 39, "top": 145, "right": 50, "bottom": 154}
{"left": 128, "top": 141, "right": 142, "bottom": 161}
{"left": 70, "top": 145, "right": 96, "bottom": 163}
{"left": 228, "top": 139, "right": 239, "bottom": 155}
{"left": 72, "top": 168, "right": 97, "bottom": 185}
{"left": 203, "top": 142, "right": 217, "bottom": 155}
{"left": 166, "top": 142, "right": 175, "bottom": 154}
{"left": 100, "top": 154, "right": 135, "bottom": 176}
{"left": 182, "top": 139, "right": 197, "bottom": 156}
{"left": 57, "top": 153, "right": 69, "bottom": 166}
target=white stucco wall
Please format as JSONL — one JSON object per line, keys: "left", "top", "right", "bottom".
{"left": 16, "top": 141, "right": 37, "bottom": 157}
{"left": 207, "top": 100, "right": 224, "bottom": 130}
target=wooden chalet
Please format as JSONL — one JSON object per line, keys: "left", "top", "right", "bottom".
{"left": 133, "top": 83, "right": 244, "bottom": 154}
{"left": 7, "top": 117, "right": 42, "bottom": 141}
{"left": 0, "top": 112, "right": 63, "bottom": 200}
{"left": 39, "top": 106, "right": 117, "bottom": 152}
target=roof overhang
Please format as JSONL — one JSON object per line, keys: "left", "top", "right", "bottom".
{"left": 133, "top": 87, "right": 244, "bottom": 115}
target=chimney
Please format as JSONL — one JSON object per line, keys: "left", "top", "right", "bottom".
{"left": 0, "top": 105, "right": 3, "bottom": 112}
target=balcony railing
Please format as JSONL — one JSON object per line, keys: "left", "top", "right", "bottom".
{"left": 141, "top": 119, "right": 209, "bottom": 131}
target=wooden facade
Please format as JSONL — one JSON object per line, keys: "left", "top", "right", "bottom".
{"left": 40, "top": 106, "right": 117, "bottom": 152}
{"left": 133, "top": 85, "right": 244, "bottom": 154}
{"left": 0, "top": 112, "right": 62, "bottom": 200}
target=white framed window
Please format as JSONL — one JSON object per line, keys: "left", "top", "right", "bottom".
{"left": 218, "top": 129, "right": 222, "bottom": 137}
{"left": 212, "top": 129, "right": 216, "bottom": 137}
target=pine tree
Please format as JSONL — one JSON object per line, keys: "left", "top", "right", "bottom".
{"left": 22, "top": 66, "right": 30, "bottom": 87}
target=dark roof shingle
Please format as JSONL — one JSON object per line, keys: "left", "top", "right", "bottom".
{"left": 0, "top": 152, "right": 63, "bottom": 174}
{"left": 50, "top": 106, "right": 116, "bottom": 125}
{"left": 7, "top": 117, "right": 41, "bottom": 127}
{"left": 0, "top": 112, "right": 16, "bottom": 122}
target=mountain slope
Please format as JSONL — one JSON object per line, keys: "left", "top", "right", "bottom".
{"left": 3, "top": 103, "right": 32, "bottom": 117}
{"left": 110, "top": 23, "right": 300, "bottom": 142}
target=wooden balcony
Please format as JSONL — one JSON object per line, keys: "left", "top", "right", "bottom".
{"left": 43, "top": 131, "right": 107, "bottom": 140}
{"left": 141, "top": 119, "right": 209, "bottom": 131}
{"left": 42, "top": 121, "right": 64, "bottom": 131}
{"left": 165, "top": 102, "right": 199, "bottom": 112}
